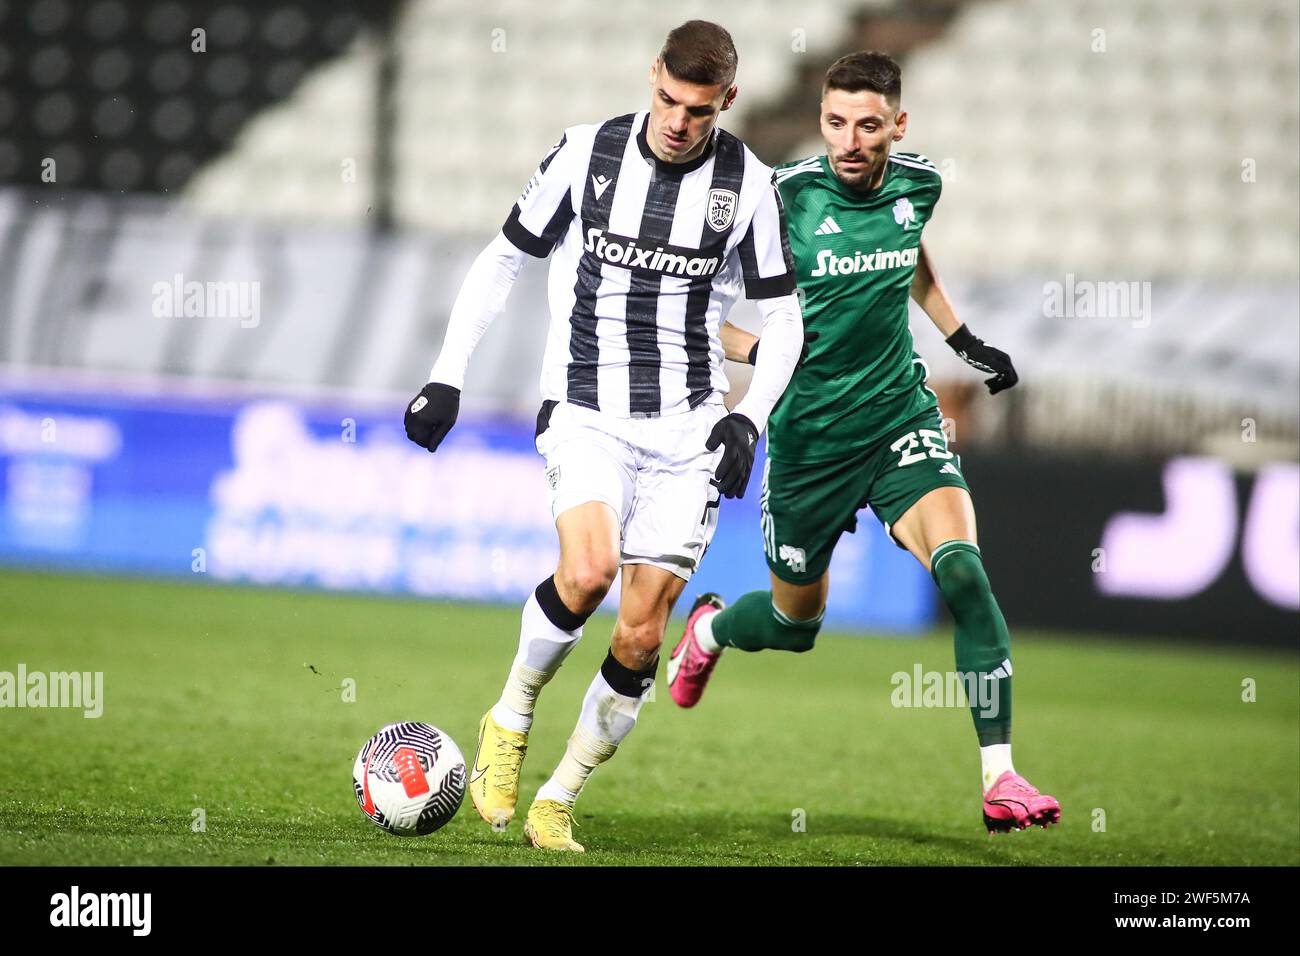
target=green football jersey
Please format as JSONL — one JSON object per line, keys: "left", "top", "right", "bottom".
{"left": 767, "top": 152, "right": 943, "bottom": 463}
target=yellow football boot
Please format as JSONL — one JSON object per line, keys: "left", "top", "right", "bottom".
{"left": 468, "top": 711, "right": 528, "bottom": 829}
{"left": 523, "top": 799, "right": 585, "bottom": 852}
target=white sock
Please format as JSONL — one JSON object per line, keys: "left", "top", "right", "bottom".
{"left": 695, "top": 609, "right": 722, "bottom": 654}
{"left": 541, "top": 668, "right": 649, "bottom": 804}
{"left": 535, "top": 778, "right": 580, "bottom": 806}
{"left": 491, "top": 592, "right": 581, "bottom": 734}
{"left": 980, "top": 743, "right": 1015, "bottom": 792}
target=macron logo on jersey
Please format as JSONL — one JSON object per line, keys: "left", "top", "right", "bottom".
{"left": 809, "top": 246, "right": 919, "bottom": 277}
{"left": 813, "top": 216, "right": 842, "bottom": 236}
{"left": 591, "top": 174, "right": 613, "bottom": 200}
{"left": 583, "top": 227, "right": 721, "bottom": 277}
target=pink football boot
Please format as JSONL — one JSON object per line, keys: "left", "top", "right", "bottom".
{"left": 983, "top": 770, "right": 1062, "bottom": 833}
{"left": 667, "top": 593, "right": 725, "bottom": 708}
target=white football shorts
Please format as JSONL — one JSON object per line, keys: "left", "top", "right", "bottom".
{"left": 535, "top": 400, "right": 726, "bottom": 581}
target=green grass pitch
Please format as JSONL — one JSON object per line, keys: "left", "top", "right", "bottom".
{"left": 1, "top": 570, "right": 1296, "bottom": 866}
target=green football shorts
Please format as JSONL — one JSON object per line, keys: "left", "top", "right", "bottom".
{"left": 759, "top": 409, "right": 971, "bottom": 584}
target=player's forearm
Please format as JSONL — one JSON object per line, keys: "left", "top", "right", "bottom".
{"left": 732, "top": 292, "right": 803, "bottom": 435}
{"left": 910, "top": 241, "right": 963, "bottom": 338}
{"left": 720, "top": 320, "right": 758, "bottom": 364}
{"left": 427, "top": 233, "right": 528, "bottom": 388}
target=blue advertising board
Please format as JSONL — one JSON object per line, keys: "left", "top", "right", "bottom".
{"left": 0, "top": 383, "right": 935, "bottom": 632}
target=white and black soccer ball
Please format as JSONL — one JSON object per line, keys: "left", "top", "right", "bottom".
{"left": 353, "top": 722, "right": 467, "bottom": 836}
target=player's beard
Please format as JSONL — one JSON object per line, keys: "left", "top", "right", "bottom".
{"left": 832, "top": 152, "right": 884, "bottom": 192}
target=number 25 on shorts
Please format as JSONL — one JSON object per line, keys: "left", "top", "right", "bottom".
{"left": 890, "top": 428, "right": 953, "bottom": 467}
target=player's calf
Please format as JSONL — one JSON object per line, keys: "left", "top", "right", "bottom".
{"left": 609, "top": 561, "right": 687, "bottom": 668}
{"left": 931, "top": 540, "right": 1013, "bottom": 745}
{"left": 711, "top": 590, "right": 823, "bottom": 653}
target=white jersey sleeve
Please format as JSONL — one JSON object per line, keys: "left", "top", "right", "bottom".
{"left": 501, "top": 132, "right": 581, "bottom": 259}
{"left": 427, "top": 232, "right": 529, "bottom": 388}
{"left": 734, "top": 175, "right": 797, "bottom": 300}
{"left": 732, "top": 291, "right": 803, "bottom": 435}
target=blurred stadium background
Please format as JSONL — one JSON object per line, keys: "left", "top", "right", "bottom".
{"left": 0, "top": 0, "right": 1294, "bottom": 641}
{"left": 0, "top": 0, "right": 1297, "bottom": 869}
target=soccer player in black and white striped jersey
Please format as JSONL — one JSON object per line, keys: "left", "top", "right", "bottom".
{"left": 404, "top": 20, "right": 805, "bottom": 850}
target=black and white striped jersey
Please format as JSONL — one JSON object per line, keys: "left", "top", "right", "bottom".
{"left": 501, "top": 111, "right": 796, "bottom": 419}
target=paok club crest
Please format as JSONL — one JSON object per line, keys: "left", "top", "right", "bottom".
{"left": 706, "top": 188, "right": 738, "bottom": 232}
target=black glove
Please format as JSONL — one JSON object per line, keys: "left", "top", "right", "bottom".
{"left": 748, "top": 330, "right": 820, "bottom": 368}
{"left": 404, "top": 382, "right": 460, "bottom": 452}
{"left": 946, "top": 324, "right": 1018, "bottom": 394}
{"left": 705, "top": 413, "right": 759, "bottom": 499}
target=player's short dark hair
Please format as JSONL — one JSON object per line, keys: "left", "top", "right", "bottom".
{"left": 659, "top": 20, "right": 738, "bottom": 88}
{"left": 823, "top": 51, "right": 902, "bottom": 106}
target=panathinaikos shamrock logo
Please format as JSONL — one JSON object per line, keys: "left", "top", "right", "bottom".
{"left": 892, "top": 196, "right": 916, "bottom": 230}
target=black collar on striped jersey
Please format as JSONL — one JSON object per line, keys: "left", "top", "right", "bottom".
{"left": 637, "top": 112, "right": 717, "bottom": 175}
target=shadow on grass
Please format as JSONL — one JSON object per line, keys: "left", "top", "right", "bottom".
{"left": 0, "top": 803, "right": 1179, "bottom": 866}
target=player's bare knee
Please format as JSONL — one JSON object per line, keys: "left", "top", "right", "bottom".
{"left": 611, "top": 625, "right": 661, "bottom": 670}
{"left": 613, "top": 598, "right": 671, "bottom": 658}
{"left": 558, "top": 556, "right": 618, "bottom": 609}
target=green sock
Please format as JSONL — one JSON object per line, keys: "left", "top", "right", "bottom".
{"left": 931, "top": 540, "right": 1012, "bottom": 746}
{"left": 711, "top": 590, "right": 822, "bottom": 653}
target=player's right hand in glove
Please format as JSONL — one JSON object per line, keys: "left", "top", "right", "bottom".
{"left": 946, "top": 324, "right": 1018, "bottom": 394}
{"left": 404, "top": 382, "right": 460, "bottom": 452}
{"left": 705, "top": 412, "right": 759, "bottom": 499}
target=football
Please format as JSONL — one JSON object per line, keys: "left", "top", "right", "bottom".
{"left": 352, "top": 722, "right": 467, "bottom": 836}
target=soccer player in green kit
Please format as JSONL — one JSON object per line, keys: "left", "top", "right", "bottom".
{"left": 666, "top": 52, "right": 1060, "bottom": 833}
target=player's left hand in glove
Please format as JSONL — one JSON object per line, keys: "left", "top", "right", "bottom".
{"left": 946, "top": 324, "right": 1018, "bottom": 394}
{"left": 705, "top": 413, "right": 759, "bottom": 499}
{"left": 404, "top": 382, "right": 460, "bottom": 452}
